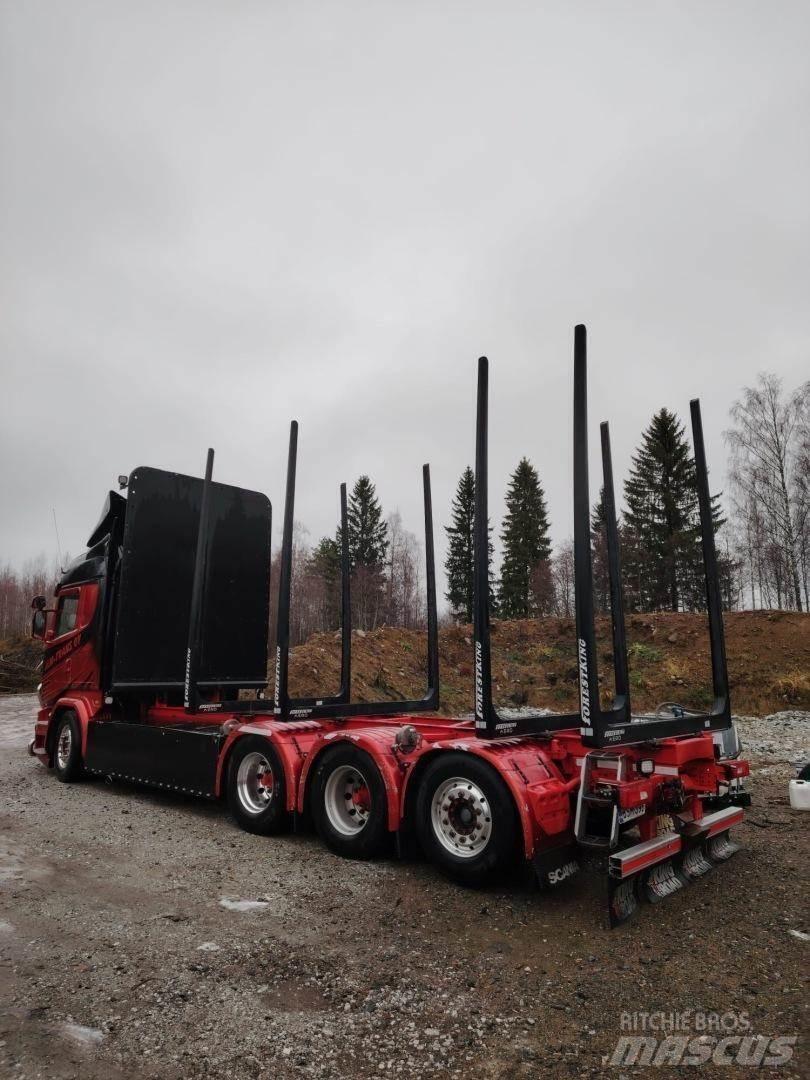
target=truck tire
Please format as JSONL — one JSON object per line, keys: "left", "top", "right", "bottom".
{"left": 311, "top": 745, "right": 388, "bottom": 859}
{"left": 53, "top": 711, "right": 83, "bottom": 783}
{"left": 415, "top": 753, "right": 518, "bottom": 886}
{"left": 226, "top": 737, "right": 289, "bottom": 835}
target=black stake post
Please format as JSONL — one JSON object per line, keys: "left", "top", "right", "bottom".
{"left": 290, "top": 462, "right": 439, "bottom": 720}
{"left": 577, "top": 338, "right": 732, "bottom": 745}
{"left": 572, "top": 326, "right": 602, "bottom": 739}
{"left": 473, "top": 356, "right": 579, "bottom": 738}
{"left": 273, "top": 423, "right": 436, "bottom": 721}
{"left": 423, "top": 463, "right": 440, "bottom": 696}
{"left": 600, "top": 421, "right": 630, "bottom": 715}
{"left": 273, "top": 422, "right": 298, "bottom": 715}
{"left": 185, "top": 447, "right": 215, "bottom": 712}
{"left": 690, "top": 398, "right": 731, "bottom": 722}
{"left": 281, "top": 480, "right": 353, "bottom": 714}
{"left": 473, "top": 358, "right": 494, "bottom": 736}
{"left": 336, "top": 482, "right": 352, "bottom": 700}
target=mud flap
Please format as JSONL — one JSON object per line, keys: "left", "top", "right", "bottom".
{"left": 706, "top": 830, "right": 741, "bottom": 863}
{"left": 680, "top": 843, "right": 714, "bottom": 881}
{"left": 532, "top": 845, "right": 580, "bottom": 890}
{"left": 608, "top": 875, "right": 639, "bottom": 927}
{"left": 641, "top": 859, "right": 687, "bottom": 903}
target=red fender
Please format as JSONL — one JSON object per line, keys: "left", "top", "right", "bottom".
{"left": 297, "top": 730, "right": 404, "bottom": 832}
{"left": 400, "top": 738, "right": 575, "bottom": 860}
{"left": 50, "top": 696, "right": 95, "bottom": 759}
{"left": 214, "top": 721, "right": 307, "bottom": 813}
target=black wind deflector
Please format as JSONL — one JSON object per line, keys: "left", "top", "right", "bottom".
{"left": 473, "top": 356, "right": 580, "bottom": 738}
{"left": 573, "top": 325, "right": 733, "bottom": 746}
{"left": 273, "top": 420, "right": 439, "bottom": 721}
{"left": 108, "top": 455, "right": 272, "bottom": 703}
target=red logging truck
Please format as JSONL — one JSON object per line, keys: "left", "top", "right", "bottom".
{"left": 29, "top": 326, "right": 749, "bottom": 925}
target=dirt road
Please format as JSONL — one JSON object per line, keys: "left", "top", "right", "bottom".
{"left": 1, "top": 695, "right": 807, "bottom": 1078}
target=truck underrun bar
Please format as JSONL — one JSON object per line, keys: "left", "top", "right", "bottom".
{"left": 274, "top": 422, "right": 439, "bottom": 721}
{"left": 573, "top": 324, "right": 732, "bottom": 747}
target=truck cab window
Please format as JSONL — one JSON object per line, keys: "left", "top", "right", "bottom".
{"left": 54, "top": 594, "right": 79, "bottom": 638}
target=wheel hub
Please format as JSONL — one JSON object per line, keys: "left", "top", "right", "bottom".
{"left": 56, "top": 726, "right": 72, "bottom": 770}
{"left": 324, "top": 765, "right": 372, "bottom": 835}
{"left": 236, "top": 752, "right": 276, "bottom": 815}
{"left": 431, "top": 777, "right": 492, "bottom": 858}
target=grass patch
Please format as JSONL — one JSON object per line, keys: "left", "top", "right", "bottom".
{"left": 628, "top": 642, "right": 662, "bottom": 663}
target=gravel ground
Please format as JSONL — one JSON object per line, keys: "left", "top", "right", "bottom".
{"left": 1, "top": 695, "right": 807, "bottom": 1079}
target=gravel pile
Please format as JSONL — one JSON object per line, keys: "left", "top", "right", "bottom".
{"left": 734, "top": 710, "right": 809, "bottom": 774}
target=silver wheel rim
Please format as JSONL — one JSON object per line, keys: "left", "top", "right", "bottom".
{"left": 431, "top": 776, "right": 492, "bottom": 859}
{"left": 323, "top": 764, "right": 371, "bottom": 836}
{"left": 56, "top": 724, "right": 72, "bottom": 770}
{"left": 236, "top": 752, "right": 276, "bottom": 815}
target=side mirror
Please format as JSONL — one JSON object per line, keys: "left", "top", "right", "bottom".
{"left": 31, "top": 595, "right": 47, "bottom": 611}
{"left": 31, "top": 609, "right": 47, "bottom": 640}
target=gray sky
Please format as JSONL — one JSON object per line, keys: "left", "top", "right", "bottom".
{"left": 1, "top": 1, "right": 808, "bottom": 593}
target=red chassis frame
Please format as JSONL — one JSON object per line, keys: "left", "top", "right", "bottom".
{"left": 32, "top": 694, "right": 748, "bottom": 866}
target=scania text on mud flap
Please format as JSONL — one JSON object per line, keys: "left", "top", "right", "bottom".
{"left": 28, "top": 324, "right": 749, "bottom": 924}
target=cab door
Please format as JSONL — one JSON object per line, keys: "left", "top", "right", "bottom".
{"left": 41, "top": 586, "right": 100, "bottom": 705}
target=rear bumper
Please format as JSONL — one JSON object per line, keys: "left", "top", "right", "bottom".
{"left": 608, "top": 805, "right": 744, "bottom": 880}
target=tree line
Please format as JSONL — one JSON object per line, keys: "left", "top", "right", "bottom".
{"left": 276, "top": 370, "right": 808, "bottom": 638}
{"left": 1, "top": 372, "right": 807, "bottom": 646}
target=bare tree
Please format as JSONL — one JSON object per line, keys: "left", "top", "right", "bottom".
{"left": 383, "top": 512, "right": 423, "bottom": 629}
{"left": 725, "top": 374, "right": 809, "bottom": 611}
{"left": 551, "top": 539, "right": 575, "bottom": 617}
{"left": 0, "top": 554, "right": 57, "bottom": 639}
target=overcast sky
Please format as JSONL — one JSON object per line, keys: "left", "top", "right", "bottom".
{"left": 1, "top": 1, "right": 808, "bottom": 597}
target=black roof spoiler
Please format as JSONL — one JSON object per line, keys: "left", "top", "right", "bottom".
{"left": 87, "top": 490, "right": 127, "bottom": 548}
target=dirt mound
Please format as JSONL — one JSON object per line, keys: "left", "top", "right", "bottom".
{"left": 4, "top": 611, "right": 807, "bottom": 716}
{"left": 286, "top": 610, "right": 810, "bottom": 718}
{"left": 0, "top": 636, "right": 43, "bottom": 694}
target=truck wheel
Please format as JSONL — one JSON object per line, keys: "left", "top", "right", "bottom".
{"left": 415, "top": 753, "right": 518, "bottom": 886}
{"left": 53, "top": 711, "right": 83, "bottom": 783}
{"left": 226, "top": 737, "right": 289, "bottom": 835}
{"left": 311, "top": 745, "right": 388, "bottom": 859}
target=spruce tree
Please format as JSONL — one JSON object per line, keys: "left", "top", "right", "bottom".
{"left": 591, "top": 488, "right": 612, "bottom": 614}
{"left": 623, "top": 408, "right": 724, "bottom": 611}
{"left": 346, "top": 476, "right": 388, "bottom": 569}
{"left": 309, "top": 536, "right": 342, "bottom": 628}
{"left": 498, "top": 458, "right": 552, "bottom": 618}
{"left": 444, "top": 466, "right": 496, "bottom": 622}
